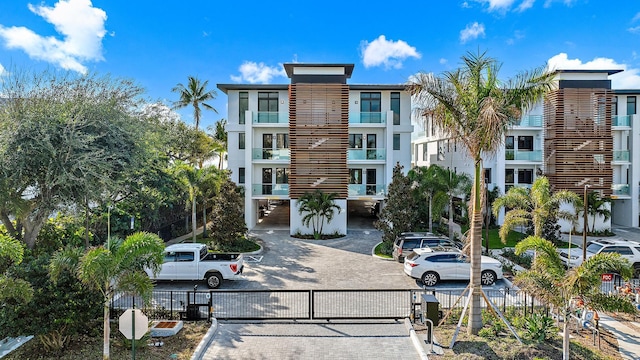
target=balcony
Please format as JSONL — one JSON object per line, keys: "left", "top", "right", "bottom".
{"left": 349, "top": 112, "right": 386, "bottom": 124}
{"left": 612, "top": 184, "right": 630, "bottom": 196}
{"left": 612, "top": 115, "right": 632, "bottom": 127}
{"left": 348, "top": 148, "right": 386, "bottom": 161}
{"left": 252, "top": 148, "right": 291, "bottom": 160}
{"left": 253, "top": 111, "right": 288, "bottom": 124}
{"left": 348, "top": 184, "right": 386, "bottom": 196}
{"left": 252, "top": 184, "right": 289, "bottom": 196}
{"left": 505, "top": 150, "right": 542, "bottom": 161}
{"left": 514, "top": 115, "right": 543, "bottom": 127}
{"left": 411, "top": 130, "right": 427, "bottom": 141}
{"left": 613, "top": 150, "right": 630, "bottom": 162}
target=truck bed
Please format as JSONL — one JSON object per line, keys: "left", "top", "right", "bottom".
{"left": 202, "top": 252, "right": 242, "bottom": 261}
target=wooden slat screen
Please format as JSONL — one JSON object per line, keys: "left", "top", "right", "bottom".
{"left": 544, "top": 88, "right": 613, "bottom": 196}
{"left": 289, "top": 83, "right": 349, "bottom": 198}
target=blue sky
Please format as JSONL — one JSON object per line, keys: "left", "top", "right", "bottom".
{"left": 1, "top": 0, "right": 639, "bottom": 129}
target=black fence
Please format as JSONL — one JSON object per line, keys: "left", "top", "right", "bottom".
{"left": 110, "top": 288, "right": 547, "bottom": 322}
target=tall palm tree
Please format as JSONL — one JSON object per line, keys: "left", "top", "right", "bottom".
{"left": 297, "top": 190, "right": 341, "bottom": 240}
{"left": 209, "top": 119, "right": 228, "bottom": 169}
{"left": 172, "top": 76, "right": 217, "bottom": 130}
{"left": 408, "top": 165, "right": 446, "bottom": 233}
{"left": 438, "top": 166, "right": 472, "bottom": 241}
{"left": 49, "top": 232, "right": 165, "bottom": 360}
{"left": 492, "top": 176, "right": 580, "bottom": 243}
{"left": 173, "top": 162, "right": 223, "bottom": 242}
{"left": 407, "top": 50, "right": 555, "bottom": 334}
{"left": 513, "top": 236, "right": 636, "bottom": 360}
{"left": 582, "top": 190, "right": 611, "bottom": 234}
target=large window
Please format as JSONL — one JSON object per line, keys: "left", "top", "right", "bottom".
{"left": 484, "top": 168, "right": 492, "bottom": 184}
{"left": 238, "top": 167, "right": 245, "bottom": 184}
{"left": 505, "top": 136, "right": 514, "bottom": 149}
{"left": 239, "top": 91, "right": 248, "bottom": 124}
{"left": 518, "top": 169, "right": 533, "bottom": 184}
{"left": 393, "top": 134, "right": 400, "bottom": 150}
{"left": 275, "top": 168, "right": 289, "bottom": 184}
{"left": 627, "top": 96, "right": 636, "bottom": 115}
{"left": 239, "top": 132, "right": 245, "bottom": 149}
{"left": 518, "top": 136, "right": 534, "bottom": 151}
{"left": 349, "top": 134, "right": 363, "bottom": 148}
{"left": 262, "top": 168, "right": 272, "bottom": 195}
{"left": 276, "top": 133, "right": 289, "bottom": 148}
{"left": 349, "top": 169, "right": 362, "bottom": 184}
{"left": 361, "top": 92, "right": 381, "bottom": 123}
{"left": 258, "top": 92, "right": 279, "bottom": 112}
{"left": 391, "top": 92, "right": 400, "bottom": 125}
{"left": 612, "top": 96, "right": 618, "bottom": 116}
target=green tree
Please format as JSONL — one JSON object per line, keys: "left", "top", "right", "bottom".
{"left": 49, "top": 232, "right": 165, "bottom": 360}
{"left": 0, "top": 69, "right": 148, "bottom": 249}
{"left": 513, "top": 236, "right": 636, "bottom": 360}
{"left": 207, "top": 178, "right": 247, "bottom": 246}
{"left": 492, "top": 176, "right": 580, "bottom": 243}
{"left": 172, "top": 162, "right": 224, "bottom": 242}
{"left": 407, "top": 51, "right": 555, "bottom": 334}
{"left": 581, "top": 190, "right": 612, "bottom": 234}
{"left": 374, "top": 163, "right": 421, "bottom": 246}
{"left": 171, "top": 76, "right": 217, "bottom": 131}
{"left": 408, "top": 165, "right": 446, "bottom": 234}
{"left": 0, "top": 234, "right": 33, "bottom": 306}
{"left": 438, "top": 166, "right": 472, "bottom": 241}
{"left": 297, "top": 189, "right": 341, "bottom": 240}
{"left": 209, "top": 119, "right": 228, "bottom": 169}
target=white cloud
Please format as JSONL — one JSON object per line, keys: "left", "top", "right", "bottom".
{"left": 460, "top": 22, "right": 486, "bottom": 44}
{"left": 230, "top": 61, "right": 287, "bottom": 84}
{"left": 0, "top": 0, "right": 106, "bottom": 74}
{"left": 547, "top": 53, "right": 640, "bottom": 89}
{"left": 629, "top": 26, "right": 640, "bottom": 34}
{"left": 633, "top": 12, "right": 640, "bottom": 22}
{"left": 483, "top": 0, "right": 515, "bottom": 11}
{"left": 516, "top": 0, "right": 535, "bottom": 12}
{"left": 439, "top": 58, "right": 448, "bottom": 65}
{"left": 360, "top": 35, "right": 421, "bottom": 69}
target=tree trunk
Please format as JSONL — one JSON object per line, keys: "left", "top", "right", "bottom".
{"left": 22, "top": 212, "right": 48, "bottom": 249}
{"left": 448, "top": 196, "right": 454, "bottom": 241}
{"left": 103, "top": 297, "right": 110, "bottom": 360}
{"left": 202, "top": 201, "right": 207, "bottom": 239}
{"left": 0, "top": 212, "right": 18, "bottom": 239}
{"left": 85, "top": 196, "right": 90, "bottom": 248}
{"left": 191, "top": 199, "right": 197, "bottom": 243}
{"left": 428, "top": 196, "right": 433, "bottom": 233}
{"left": 467, "top": 161, "right": 484, "bottom": 335}
{"left": 562, "top": 309, "right": 570, "bottom": 360}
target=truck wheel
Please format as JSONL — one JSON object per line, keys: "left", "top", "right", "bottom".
{"left": 206, "top": 273, "right": 222, "bottom": 289}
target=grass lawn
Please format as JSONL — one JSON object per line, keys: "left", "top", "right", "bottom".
{"left": 460, "top": 226, "right": 526, "bottom": 249}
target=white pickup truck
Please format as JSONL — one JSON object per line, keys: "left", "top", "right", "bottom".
{"left": 148, "top": 243, "right": 244, "bottom": 288}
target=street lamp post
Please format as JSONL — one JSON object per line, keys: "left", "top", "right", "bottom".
{"left": 582, "top": 184, "right": 591, "bottom": 262}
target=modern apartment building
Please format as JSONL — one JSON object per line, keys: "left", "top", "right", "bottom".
{"left": 412, "top": 69, "right": 640, "bottom": 230}
{"left": 218, "top": 63, "right": 413, "bottom": 235}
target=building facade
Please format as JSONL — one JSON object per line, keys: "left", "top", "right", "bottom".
{"left": 412, "top": 69, "right": 640, "bottom": 230}
{"left": 218, "top": 64, "right": 413, "bottom": 235}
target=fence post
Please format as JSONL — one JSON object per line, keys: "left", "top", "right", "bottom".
{"left": 170, "top": 291, "right": 173, "bottom": 320}
{"left": 503, "top": 288, "right": 507, "bottom": 313}
{"left": 309, "top": 290, "right": 313, "bottom": 320}
{"left": 524, "top": 293, "right": 527, "bottom": 317}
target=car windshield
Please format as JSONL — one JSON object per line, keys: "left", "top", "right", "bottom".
{"left": 586, "top": 243, "right": 604, "bottom": 254}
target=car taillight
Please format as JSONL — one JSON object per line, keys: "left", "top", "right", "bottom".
{"left": 230, "top": 264, "right": 238, "bottom": 273}
{"left": 407, "top": 262, "right": 419, "bottom": 267}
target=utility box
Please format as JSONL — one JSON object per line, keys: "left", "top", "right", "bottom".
{"left": 421, "top": 294, "right": 440, "bottom": 326}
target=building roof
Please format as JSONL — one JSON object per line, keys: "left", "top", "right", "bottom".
{"left": 551, "top": 69, "right": 624, "bottom": 76}
{"left": 283, "top": 63, "right": 354, "bottom": 78}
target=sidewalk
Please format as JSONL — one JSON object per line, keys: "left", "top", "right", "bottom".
{"left": 598, "top": 314, "right": 640, "bottom": 360}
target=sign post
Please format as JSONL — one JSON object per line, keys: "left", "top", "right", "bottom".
{"left": 119, "top": 307, "right": 148, "bottom": 360}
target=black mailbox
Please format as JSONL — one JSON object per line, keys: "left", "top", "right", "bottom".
{"left": 421, "top": 294, "right": 440, "bottom": 326}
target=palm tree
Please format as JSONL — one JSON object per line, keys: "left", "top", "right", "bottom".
{"left": 438, "top": 166, "right": 472, "bottom": 241}
{"left": 492, "top": 176, "right": 580, "bottom": 243}
{"left": 297, "top": 190, "right": 341, "bottom": 240}
{"left": 49, "top": 232, "right": 165, "bottom": 360}
{"left": 513, "top": 236, "right": 636, "bottom": 360}
{"left": 173, "top": 162, "right": 223, "bottom": 242}
{"left": 407, "top": 50, "right": 555, "bottom": 334}
{"left": 582, "top": 190, "right": 611, "bottom": 234}
{"left": 408, "top": 165, "right": 445, "bottom": 233}
{"left": 172, "top": 76, "right": 218, "bottom": 130}
{"left": 209, "top": 119, "right": 228, "bottom": 169}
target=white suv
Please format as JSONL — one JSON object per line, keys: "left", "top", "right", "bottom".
{"left": 558, "top": 239, "right": 640, "bottom": 277}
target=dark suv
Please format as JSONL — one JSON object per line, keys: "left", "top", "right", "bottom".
{"left": 392, "top": 232, "right": 461, "bottom": 262}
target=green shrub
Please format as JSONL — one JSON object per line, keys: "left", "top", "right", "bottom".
{"left": 501, "top": 248, "right": 532, "bottom": 269}
{"left": 523, "top": 313, "right": 557, "bottom": 343}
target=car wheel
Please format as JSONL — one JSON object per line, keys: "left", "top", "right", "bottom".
{"left": 421, "top": 272, "right": 439, "bottom": 287}
{"left": 481, "top": 270, "right": 497, "bottom": 286}
{"left": 634, "top": 264, "right": 640, "bottom": 279}
{"left": 206, "top": 273, "right": 222, "bottom": 289}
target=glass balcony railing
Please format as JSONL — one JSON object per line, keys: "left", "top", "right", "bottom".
{"left": 612, "top": 115, "right": 632, "bottom": 127}
{"left": 349, "top": 112, "right": 387, "bottom": 124}
{"left": 252, "top": 148, "right": 291, "bottom": 160}
{"left": 252, "top": 184, "right": 289, "bottom": 196}
{"left": 514, "top": 115, "right": 543, "bottom": 127}
{"left": 505, "top": 150, "right": 542, "bottom": 161}
{"left": 613, "top": 150, "right": 630, "bottom": 162}
{"left": 253, "top": 111, "right": 288, "bottom": 124}
{"left": 411, "top": 130, "right": 427, "bottom": 140}
{"left": 348, "top": 184, "right": 386, "bottom": 196}
{"left": 347, "top": 148, "right": 386, "bottom": 160}
{"left": 612, "top": 183, "right": 630, "bottom": 196}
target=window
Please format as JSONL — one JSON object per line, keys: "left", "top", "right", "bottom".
{"left": 238, "top": 167, "right": 245, "bottom": 184}
{"left": 349, "top": 134, "right": 363, "bottom": 148}
{"left": 518, "top": 136, "right": 533, "bottom": 151}
{"left": 391, "top": 92, "right": 400, "bottom": 125}
{"left": 505, "top": 136, "right": 514, "bottom": 149}
{"left": 239, "top": 91, "right": 248, "bottom": 124}
{"left": 422, "top": 145, "right": 428, "bottom": 161}
{"left": 361, "top": 92, "right": 381, "bottom": 123}
{"left": 366, "top": 168, "right": 376, "bottom": 195}
{"left": 239, "top": 132, "right": 245, "bottom": 149}
{"left": 612, "top": 96, "right": 618, "bottom": 116}
{"left": 366, "top": 134, "right": 377, "bottom": 159}
{"left": 484, "top": 168, "right": 492, "bottom": 184}
{"left": 349, "top": 169, "right": 362, "bottom": 184}
{"left": 262, "top": 168, "right": 272, "bottom": 195}
{"left": 505, "top": 169, "right": 514, "bottom": 184}
{"left": 276, "top": 168, "right": 289, "bottom": 184}
{"left": 163, "top": 252, "right": 176, "bottom": 263}
{"left": 518, "top": 169, "right": 533, "bottom": 184}
{"left": 276, "top": 133, "right": 289, "bottom": 149}
{"left": 176, "top": 252, "right": 194, "bottom": 262}
{"left": 258, "top": 92, "right": 279, "bottom": 123}
{"left": 393, "top": 134, "right": 400, "bottom": 150}
{"left": 601, "top": 246, "right": 633, "bottom": 255}
{"left": 627, "top": 96, "right": 636, "bottom": 115}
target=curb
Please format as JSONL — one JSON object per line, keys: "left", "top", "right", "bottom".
{"left": 190, "top": 318, "right": 218, "bottom": 360}
{"left": 371, "top": 242, "right": 394, "bottom": 261}
{"left": 405, "top": 318, "right": 430, "bottom": 360}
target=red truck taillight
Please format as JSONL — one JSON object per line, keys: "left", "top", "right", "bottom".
{"left": 230, "top": 264, "right": 238, "bottom": 273}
